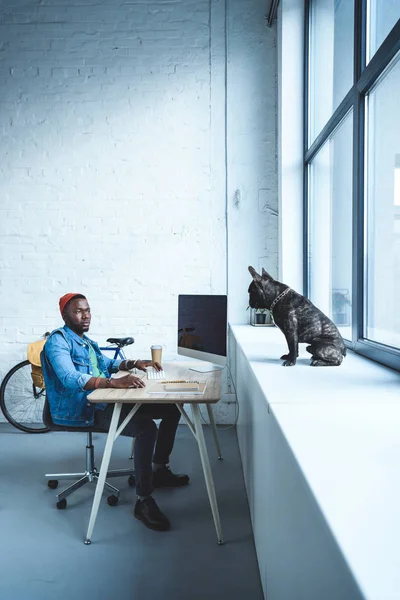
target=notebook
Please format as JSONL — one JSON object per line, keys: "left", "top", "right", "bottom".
{"left": 147, "top": 380, "right": 207, "bottom": 395}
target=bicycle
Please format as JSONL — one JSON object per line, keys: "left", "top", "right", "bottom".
{"left": 0, "top": 334, "right": 135, "bottom": 434}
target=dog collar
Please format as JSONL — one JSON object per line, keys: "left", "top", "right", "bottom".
{"left": 269, "top": 287, "right": 291, "bottom": 313}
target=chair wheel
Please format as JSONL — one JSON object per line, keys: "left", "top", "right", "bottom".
{"left": 48, "top": 480, "right": 58, "bottom": 489}
{"left": 56, "top": 498, "right": 67, "bottom": 509}
{"left": 128, "top": 475, "right": 136, "bottom": 487}
{"left": 107, "top": 495, "right": 119, "bottom": 506}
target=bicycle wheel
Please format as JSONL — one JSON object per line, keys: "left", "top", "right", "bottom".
{"left": 0, "top": 360, "right": 49, "bottom": 433}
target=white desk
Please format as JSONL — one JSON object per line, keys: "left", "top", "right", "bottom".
{"left": 231, "top": 325, "right": 400, "bottom": 406}
{"left": 230, "top": 324, "right": 400, "bottom": 600}
{"left": 272, "top": 402, "right": 400, "bottom": 600}
{"left": 85, "top": 362, "right": 224, "bottom": 545}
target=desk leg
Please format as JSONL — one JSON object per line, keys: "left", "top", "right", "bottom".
{"left": 129, "top": 437, "right": 135, "bottom": 459}
{"left": 206, "top": 405, "right": 223, "bottom": 460}
{"left": 84, "top": 402, "right": 122, "bottom": 545}
{"left": 191, "top": 404, "right": 224, "bottom": 545}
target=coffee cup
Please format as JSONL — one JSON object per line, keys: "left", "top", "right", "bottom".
{"left": 151, "top": 345, "right": 162, "bottom": 364}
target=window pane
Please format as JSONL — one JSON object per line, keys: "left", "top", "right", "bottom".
{"left": 365, "top": 51, "right": 400, "bottom": 349}
{"left": 367, "top": 0, "right": 400, "bottom": 62}
{"left": 308, "top": 111, "right": 353, "bottom": 339}
{"left": 309, "top": 0, "right": 354, "bottom": 144}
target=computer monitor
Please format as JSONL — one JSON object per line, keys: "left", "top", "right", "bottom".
{"left": 178, "top": 295, "right": 227, "bottom": 372}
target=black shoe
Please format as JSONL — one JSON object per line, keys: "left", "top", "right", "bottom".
{"left": 134, "top": 496, "right": 171, "bottom": 531}
{"left": 153, "top": 465, "right": 190, "bottom": 488}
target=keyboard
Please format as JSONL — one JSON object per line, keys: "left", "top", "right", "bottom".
{"left": 147, "top": 368, "right": 166, "bottom": 380}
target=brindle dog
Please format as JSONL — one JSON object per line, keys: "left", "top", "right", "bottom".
{"left": 248, "top": 266, "right": 347, "bottom": 366}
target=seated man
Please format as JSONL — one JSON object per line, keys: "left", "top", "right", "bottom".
{"left": 42, "top": 292, "right": 189, "bottom": 532}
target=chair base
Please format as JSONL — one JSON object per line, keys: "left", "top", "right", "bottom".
{"left": 46, "top": 432, "right": 135, "bottom": 503}
{"left": 46, "top": 468, "right": 135, "bottom": 502}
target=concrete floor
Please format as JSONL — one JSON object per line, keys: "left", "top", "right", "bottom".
{"left": 0, "top": 423, "right": 263, "bottom": 600}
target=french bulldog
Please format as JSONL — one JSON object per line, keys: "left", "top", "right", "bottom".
{"left": 248, "top": 266, "right": 347, "bottom": 366}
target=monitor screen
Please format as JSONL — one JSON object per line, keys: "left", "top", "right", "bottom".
{"left": 178, "top": 295, "right": 227, "bottom": 366}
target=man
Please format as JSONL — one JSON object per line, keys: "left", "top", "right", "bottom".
{"left": 42, "top": 293, "right": 189, "bottom": 532}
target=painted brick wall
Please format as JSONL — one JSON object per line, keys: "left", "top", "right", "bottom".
{"left": 0, "top": 0, "right": 277, "bottom": 422}
{"left": 227, "top": 0, "right": 278, "bottom": 323}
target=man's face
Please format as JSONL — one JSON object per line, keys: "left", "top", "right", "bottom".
{"left": 62, "top": 297, "right": 91, "bottom": 335}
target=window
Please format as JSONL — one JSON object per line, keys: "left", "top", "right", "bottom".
{"left": 308, "top": 111, "right": 353, "bottom": 338}
{"left": 367, "top": 0, "right": 400, "bottom": 61}
{"left": 309, "top": 0, "right": 354, "bottom": 143}
{"left": 305, "top": 2, "right": 400, "bottom": 371}
{"left": 365, "top": 53, "right": 400, "bottom": 348}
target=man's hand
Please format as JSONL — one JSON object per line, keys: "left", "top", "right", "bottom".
{"left": 111, "top": 374, "right": 145, "bottom": 389}
{"left": 134, "top": 360, "right": 162, "bottom": 372}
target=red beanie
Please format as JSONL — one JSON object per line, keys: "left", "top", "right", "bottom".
{"left": 59, "top": 293, "right": 85, "bottom": 315}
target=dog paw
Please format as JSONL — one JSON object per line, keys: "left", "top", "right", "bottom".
{"left": 282, "top": 359, "right": 296, "bottom": 366}
{"left": 280, "top": 354, "right": 290, "bottom": 360}
{"left": 310, "top": 359, "right": 329, "bottom": 367}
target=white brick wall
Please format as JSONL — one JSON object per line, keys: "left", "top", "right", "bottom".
{"left": 227, "top": 0, "right": 278, "bottom": 323}
{"left": 0, "top": 0, "right": 277, "bottom": 423}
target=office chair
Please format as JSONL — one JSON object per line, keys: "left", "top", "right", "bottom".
{"left": 43, "top": 397, "right": 135, "bottom": 509}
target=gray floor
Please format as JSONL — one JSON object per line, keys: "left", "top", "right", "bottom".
{"left": 0, "top": 423, "right": 263, "bottom": 600}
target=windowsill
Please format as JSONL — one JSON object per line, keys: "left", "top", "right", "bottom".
{"left": 230, "top": 324, "right": 400, "bottom": 600}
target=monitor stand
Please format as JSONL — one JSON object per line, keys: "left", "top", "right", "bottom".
{"left": 189, "top": 363, "right": 224, "bottom": 373}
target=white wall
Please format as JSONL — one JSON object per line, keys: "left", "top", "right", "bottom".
{"left": 0, "top": 0, "right": 277, "bottom": 422}
{"left": 226, "top": 0, "right": 278, "bottom": 323}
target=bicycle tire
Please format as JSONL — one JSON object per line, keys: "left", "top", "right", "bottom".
{"left": 0, "top": 360, "right": 49, "bottom": 433}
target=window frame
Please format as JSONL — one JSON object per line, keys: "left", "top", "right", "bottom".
{"left": 304, "top": 1, "right": 400, "bottom": 372}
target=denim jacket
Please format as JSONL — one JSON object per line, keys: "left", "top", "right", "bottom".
{"left": 41, "top": 326, "right": 123, "bottom": 427}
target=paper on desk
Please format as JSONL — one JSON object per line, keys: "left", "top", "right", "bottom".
{"left": 146, "top": 382, "right": 207, "bottom": 395}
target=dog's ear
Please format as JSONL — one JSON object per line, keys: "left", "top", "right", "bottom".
{"left": 248, "top": 266, "right": 261, "bottom": 281}
{"left": 261, "top": 268, "right": 273, "bottom": 280}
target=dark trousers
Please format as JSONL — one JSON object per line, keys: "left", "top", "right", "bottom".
{"left": 92, "top": 403, "right": 181, "bottom": 497}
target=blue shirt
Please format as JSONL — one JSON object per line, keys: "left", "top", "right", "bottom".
{"left": 41, "top": 325, "right": 123, "bottom": 427}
